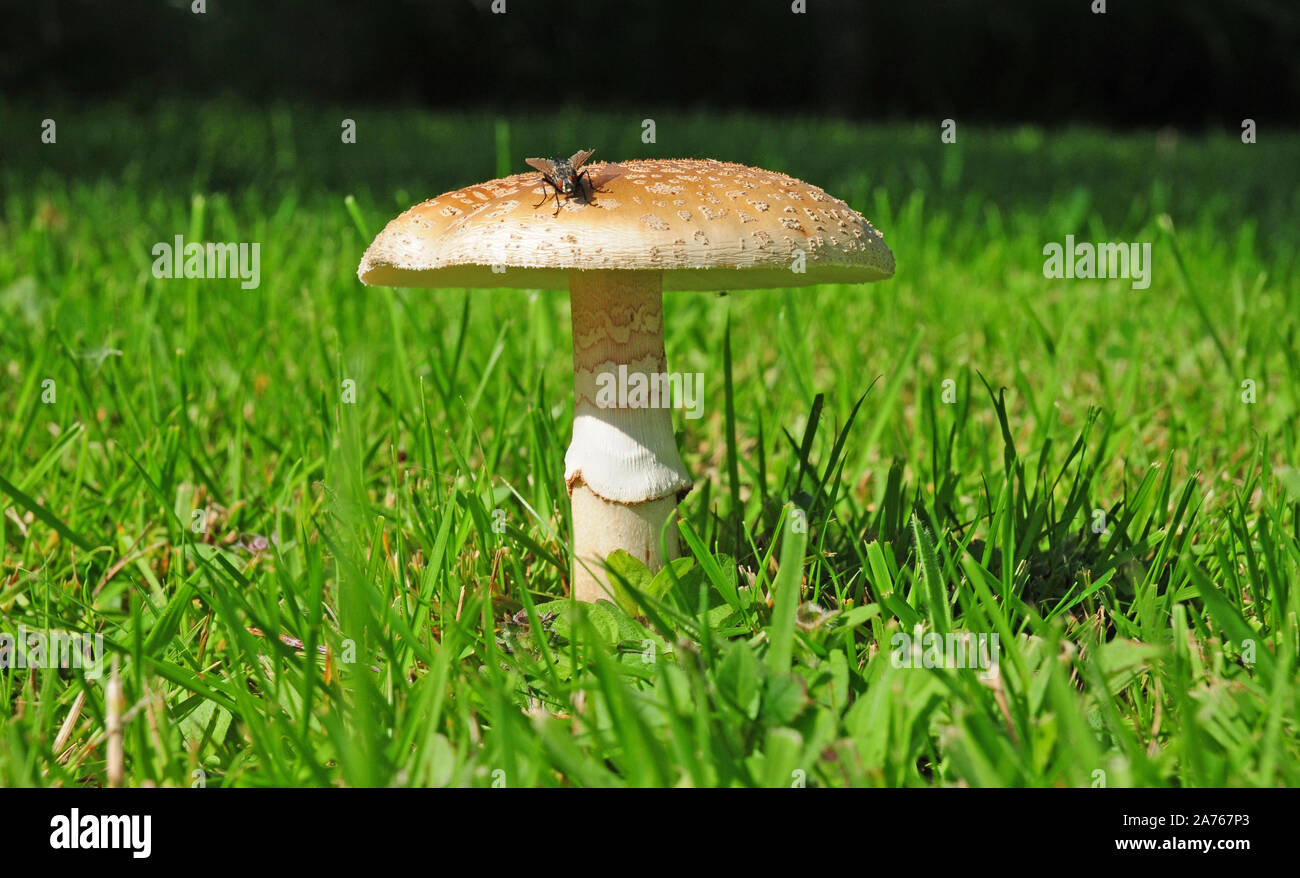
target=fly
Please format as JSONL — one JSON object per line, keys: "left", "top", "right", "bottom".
{"left": 525, "top": 149, "right": 624, "bottom": 215}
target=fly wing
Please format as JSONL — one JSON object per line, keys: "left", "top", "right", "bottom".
{"left": 524, "top": 157, "right": 557, "bottom": 178}
{"left": 567, "top": 148, "right": 595, "bottom": 169}
{"left": 587, "top": 162, "right": 626, "bottom": 189}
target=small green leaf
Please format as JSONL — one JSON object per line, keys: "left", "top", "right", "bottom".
{"left": 1276, "top": 466, "right": 1300, "bottom": 503}
{"left": 605, "top": 549, "right": 655, "bottom": 617}
{"left": 828, "top": 649, "right": 850, "bottom": 709}
{"left": 761, "top": 673, "right": 808, "bottom": 725}
{"left": 717, "top": 641, "right": 761, "bottom": 719}
{"left": 178, "top": 699, "right": 232, "bottom": 750}
{"left": 548, "top": 600, "right": 622, "bottom": 647}
{"left": 647, "top": 556, "right": 697, "bottom": 603}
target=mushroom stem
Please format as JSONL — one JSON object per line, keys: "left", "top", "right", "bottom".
{"left": 565, "top": 269, "right": 692, "bottom": 602}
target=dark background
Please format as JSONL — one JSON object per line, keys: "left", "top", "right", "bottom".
{"left": 3, "top": 0, "right": 1298, "bottom": 126}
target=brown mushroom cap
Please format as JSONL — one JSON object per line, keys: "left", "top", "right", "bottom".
{"left": 357, "top": 158, "right": 894, "bottom": 290}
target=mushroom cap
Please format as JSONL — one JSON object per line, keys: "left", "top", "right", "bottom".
{"left": 357, "top": 158, "right": 893, "bottom": 290}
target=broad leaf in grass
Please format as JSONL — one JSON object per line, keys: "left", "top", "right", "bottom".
{"left": 542, "top": 596, "right": 658, "bottom": 658}
{"left": 547, "top": 600, "right": 621, "bottom": 646}
{"left": 761, "top": 673, "right": 808, "bottom": 725}
{"left": 717, "top": 641, "right": 761, "bottom": 719}
{"left": 836, "top": 603, "right": 881, "bottom": 632}
{"left": 178, "top": 698, "right": 232, "bottom": 750}
{"left": 424, "top": 733, "right": 456, "bottom": 787}
{"left": 707, "top": 600, "right": 744, "bottom": 632}
{"left": 828, "top": 648, "right": 851, "bottom": 709}
{"left": 1276, "top": 466, "right": 1300, "bottom": 503}
{"left": 648, "top": 556, "right": 702, "bottom": 606}
{"left": 605, "top": 549, "right": 655, "bottom": 617}
{"left": 1093, "top": 639, "right": 1165, "bottom": 696}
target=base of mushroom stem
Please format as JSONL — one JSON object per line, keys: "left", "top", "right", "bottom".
{"left": 569, "top": 483, "right": 680, "bottom": 603}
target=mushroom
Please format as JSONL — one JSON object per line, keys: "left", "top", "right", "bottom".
{"left": 358, "top": 158, "right": 893, "bottom": 602}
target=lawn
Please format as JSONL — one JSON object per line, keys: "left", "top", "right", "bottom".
{"left": 1, "top": 100, "right": 1297, "bottom": 787}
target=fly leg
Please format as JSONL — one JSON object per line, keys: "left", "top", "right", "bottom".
{"left": 533, "top": 179, "right": 559, "bottom": 210}
{"left": 577, "top": 169, "right": 596, "bottom": 202}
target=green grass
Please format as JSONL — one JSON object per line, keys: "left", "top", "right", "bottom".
{"left": 1, "top": 100, "right": 1298, "bottom": 787}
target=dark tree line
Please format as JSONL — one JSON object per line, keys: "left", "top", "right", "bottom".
{"left": 3, "top": 0, "right": 1297, "bottom": 125}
